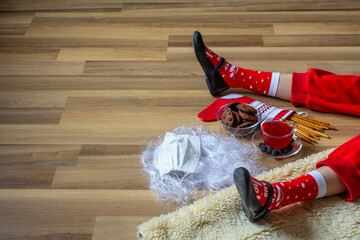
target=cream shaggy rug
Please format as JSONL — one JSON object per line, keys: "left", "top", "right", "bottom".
{"left": 138, "top": 148, "right": 360, "bottom": 239}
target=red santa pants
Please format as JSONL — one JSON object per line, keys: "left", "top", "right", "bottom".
{"left": 291, "top": 69, "right": 360, "bottom": 116}
{"left": 316, "top": 135, "right": 360, "bottom": 201}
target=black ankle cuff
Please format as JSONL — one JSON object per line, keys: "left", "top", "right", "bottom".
{"left": 212, "top": 57, "right": 225, "bottom": 75}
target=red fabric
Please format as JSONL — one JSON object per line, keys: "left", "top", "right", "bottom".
{"left": 197, "top": 94, "right": 294, "bottom": 122}
{"left": 291, "top": 68, "right": 360, "bottom": 116}
{"left": 197, "top": 95, "right": 253, "bottom": 121}
{"left": 252, "top": 174, "right": 318, "bottom": 210}
{"left": 316, "top": 135, "right": 360, "bottom": 201}
{"left": 206, "top": 47, "right": 274, "bottom": 95}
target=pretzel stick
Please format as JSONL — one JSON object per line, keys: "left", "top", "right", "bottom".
{"left": 290, "top": 114, "right": 336, "bottom": 130}
{"left": 295, "top": 131, "right": 315, "bottom": 143}
{"left": 298, "top": 124, "right": 330, "bottom": 139}
{"left": 291, "top": 113, "right": 334, "bottom": 126}
{"left": 299, "top": 128, "right": 320, "bottom": 140}
{"left": 288, "top": 113, "right": 334, "bottom": 143}
{"left": 290, "top": 117, "right": 327, "bottom": 131}
{"left": 297, "top": 129, "right": 318, "bottom": 142}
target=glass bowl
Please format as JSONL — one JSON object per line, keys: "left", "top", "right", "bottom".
{"left": 216, "top": 104, "right": 262, "bottom": 137}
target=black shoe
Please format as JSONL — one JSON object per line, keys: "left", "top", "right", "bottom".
{"left": 192, "top": 31, "right": 229, "bottom": 96}
{"left": 233, "top": 167, "right": 274, "bottom": 222}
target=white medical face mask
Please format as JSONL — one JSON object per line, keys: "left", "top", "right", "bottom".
{"left": 153, "top": 132, "right": 201, "bottom": 176}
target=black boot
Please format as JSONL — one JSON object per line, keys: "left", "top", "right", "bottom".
{"left": 233, "top": 167, "right": 274, "bottom": 222}
{"left": 193, "top": 31, "right": 229, "bottom": 96}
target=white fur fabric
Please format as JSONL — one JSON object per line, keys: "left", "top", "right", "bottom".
{"left": 138, "top": 148, "right": 360, "bottom": 239}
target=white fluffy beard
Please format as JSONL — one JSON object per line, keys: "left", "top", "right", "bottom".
{"left": 141, "top": 126, "right": 265, "bottom": 208}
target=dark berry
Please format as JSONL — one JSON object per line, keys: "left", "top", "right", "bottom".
{"left": 271, "top": 149, "right": 278, "bottom": 156}
{"left": 267, "top": 146, "right": 273, "bottom": 154}
{"left": 259, "top": 142, "right": 265, "bottom": 148}
{"left": 290, "top": 138, "right": 294, "bottom": 143}
{"left": 283, "top": 147, "right": 290, "bottom": 154}
{"left": 287, "top": 143, "right": 293, "bottom": 151}
{"left": 277, "top": 148, "right": 283, "bottom": 155}
{"left": 260, "top": 144, "right": 267, "bottom": 152}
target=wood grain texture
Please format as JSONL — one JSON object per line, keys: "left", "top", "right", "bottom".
{"left": 0, "top": 1, "right": 359, "bottom": 239}
{"left": 57, "top": 46, "right": 167, "bottom": 61}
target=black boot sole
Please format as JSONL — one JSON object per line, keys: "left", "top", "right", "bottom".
{"left": 233, "top": 167, "right": 274, "bottom": 222}
{"left": 193, "top": 31, "right": 229, "bottom": 96}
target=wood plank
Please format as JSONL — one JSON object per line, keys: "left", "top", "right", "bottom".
{"left": 0, "top": 189, "right": 169, "bottom": 215}
{"left": 59, "top": 90, "right": 211, "bottom": 126}
{"left": 0, "top": 90, "right": 67, "bottom": 124}
{"left": 83, "top": 60, "right": 204, "bottom": 75}
{"left": 122, "top": 1, "right": 360, "bottom": 13}
{"left": 0, "top": 0, "right": 123, "bottom": 11}
{"left": 167, "top": 46, "right": 360, "bottom": 61}
{"left": 263, "top": 34, "right": 360, "bottom": 47}
{"left": 76, "top": 155, "right": 142, "bottom": 168}
{"left": 274, "top": 22, "right": 360, "bottom": 34}
{"left": 169, "top": 34, "right": 264, "bottom": 47}
{"left": 0, "top": 75, "right": 206, "bottom": 90}
{"left": 0, "top": 61, "right": 84, "bottom": 75}
{"left": 51, "top": 166, "right": 148, "bottom": 189}
{"left": 2, "top": 0, "right": 360, "bottom": 12}
{"left": 0, "top": 108, "right": 63, "bottom": 124}
{"left": 26, "top": 22, "right": 274, "bottom": 39}
{"left": 0, "top": 12, "right": 34, "bottom": 35}
{"left": 0, "top": 166, "right": 56, "bottom": 188}
{"left": 306, "top": 60, "right": 360, "bottom": 75}
{"left": 0, "top": 48, "right": 59, "bottom": 61}
{"left": 57, "top": 47, "right": 167, "bottom": 61}
{"left": 30, "top": 11, "right": 360, "bottom": 24}
{"left": 0, "top": 36, "right": 167, "bottom": 48}
{"left": 0, "top": 12, "right": 35, "bottom": 24}
{"left": 78, "top": 144, "right": 142, "bottom": 167}
{"left": 80, "top": 144, "right": 141, "bottom": 156}
{"left": 92, "top": 216, "right": 150, "bottom": 240}
{"left": 0, "top": 24, "right": 28, "bottom": 35}
{"left": 0, "top": 90, "right": 68, "bottom": 108}
{"left": 0, "top": 144, "right": 80, "bottom": 166}
{"left": 0, "top": 189, "right": 169, "bottom": 239}
{"left": 65, "top": 89, "right": 211, "bottom": 105}
{"left": 0, "top": 124, "right": 221, "bottom": 145}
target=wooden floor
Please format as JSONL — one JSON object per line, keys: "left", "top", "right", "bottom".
{"left": 0, "top": 1, "right": 360, "bottom": 239}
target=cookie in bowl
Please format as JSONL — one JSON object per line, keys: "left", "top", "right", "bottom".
{"left": 217, "top": 103, "right": 261, "bottom": 137}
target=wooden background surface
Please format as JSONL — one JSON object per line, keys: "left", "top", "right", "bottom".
{"left": 0, "top": 1, "right": 360, "bottom": 239}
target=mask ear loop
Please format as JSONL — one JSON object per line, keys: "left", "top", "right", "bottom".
{"left": 179, "top": 172, "right": 190, "bottom": 184}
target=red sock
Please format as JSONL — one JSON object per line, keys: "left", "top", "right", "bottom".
{"left": 197, "top": 94, "right": 294, "bottom": 122}
{"left": 206, "top": 47, "right": 280, "bottom": 97}
{"left": 252, "top": 171, "right": 327, "bottom": 210}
